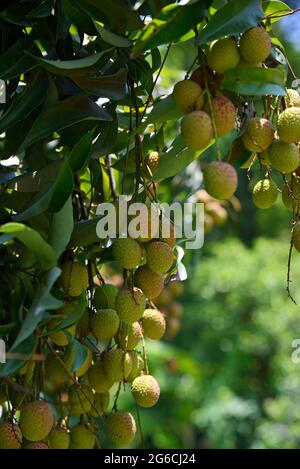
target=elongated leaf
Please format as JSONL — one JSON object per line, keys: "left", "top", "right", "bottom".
{"left": 73, "top": 68, "right": 128, "bottom": 100}
{"left": 0, "top": 223, "right": 57, "bottom": 270}
{"left": 95, "top": 23, "right": 132, "bottom": 47}
{"left": 0, "top": 322, "right": 16, "bottom": 335}
{"left": 20, "top": 95, "right": 112, "bottom": 150}
{"left": 0, "top": 334, "right": 37, "bottom": 377}
{"left": 0, "top": 38, "right": 38, "bottom": 80}
{"left": 27, "top": 0, "right": 53, "bottom": 17}
{"left": 67, "top": 337, "right": 89, "bottom": 372}
{"left": 199, "top": 0, "right": 264, "bottom": 44}
{"left": 222, "top": 67, "right": 286, "bottom": 96}
{"left": 57, "top": 295, "right": 86, "bottom": 330}
{"left": 263, "top": 1, "right": 291, "bottom": 22}
{"left": 68, "top": 129, "right": 95, "bottom": 173}
{"left": 48, "top": 197, "right": 74, "bottom": 256}
{"left": 12, "top": 267, "right": 62, "bottom": 348}
{"left": 143, "top": 94, "right": 181, "bottom": 129}
{"left": 10, "top": 161, "right": 61, "bottom": 193}
{"left": 69, "top": 217, "right": 103, "bottom": 247}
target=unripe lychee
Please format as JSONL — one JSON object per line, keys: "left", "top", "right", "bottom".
{"left": 277, "top": 107, "right": 300, "bottom": 143}
{"left": 135, "top": 265, "right": 164, "bottom": 299}
{"left": 141, "top": 309, "right": 166, "bottom": 340}
{"left": 268, "top": 140, "right": 299, "bottom": 173}
{"left": 154, "top": 288, "right": 172, "bottom": 307}
{"left": 103, "top": 349, "right": 132, "bottom": 382}
{"left": 60, "top": 261, "right": 88, "bottom": 297}
{"left": 19, "top": 401, "right": 54, "bottom": 442}
{"left": 203, "top": 161, "right": 238, "bottom": 200}
{"left": 292, "top": 221, "right": 300, "bottom": 252}
{"left": 112, "top": 238, "right": 142, "bottom": 270}
{"left": 88, "top": 361, "right": 114, "bottom": 393}
{"left": 94, "top": 284, "right": 118, "bottom": 309}
{"left": 259, "top": 149, "right": 271, "bottom": 166}
{"left": 69, "top": 384, "right": 94, "bottom": 415}
{"left": 238, "top": 59, "right": 262, "bottom": 68}
{"left": 207, "top": 38, "right": 240, "bottom": 73}
{"left": 145, "top": 151, "right": 160, "bottom": 176}
{"left": 0, "top": 422, "right": 22, "bottom": 449}
{"left": 282, "top": 176, "right": 300, "bottom": 210}
{"left": 116, "top": 322, "right": 143, "bottom": 350}
{"left": 287, "top": 89, "right": 300, "bottom": 107}
{"left": 181, "top": 111, "right": 213, "bottom": 150}
{"left": 240, "top": 27, "right": 271, "bottom": 64}
{"left": 70, "top": 425, "right": 95, "bottom": 449}
{"left": 106, "top": 412, "right": 136, "bottom": 446}
{"left": 134, "top": 205, "right": 160, "bottom": 243}
{"left": 242, "top": 117, "right": 275, "bottom": 153}
{"left": 172, "top": 80, "right": 203, "bottom": 113}
{"left": 168, "top": 281, "right": 184, "bottom": 296}
{"left": 48, "top": 427, "right": 70, "bottom": 449}
{"left": 166, "top": 317, "right": 181, "bottom": 336}
{"left": 90, "top": 392, "right": 110, "bottom": 417}
{"left": 167, "top": 301, "right": 184, "bottom": 319}
{"left": 116, "top": 287, "right": 146, "bottom": 324}
{"left": 206, "top": 95, "right": 236, "bottom": 136}
{"left": 146, "top": 241, "right": 173, "bottom": 274}
{"left": 126, "top": 352, "right": 145, "bottom": 382}
{"left": 47, "top": 317, "right": 76, "bottom": 346}
{"left": 252, "top": 179, "right": 278, "bottom": 209}
{"left": 91, "top": 309, "right": 120, "bottom": 340}
{"left": 131, "top": 375, "right": 160, "bottom": 408}
{"left": 24, "top": 441, "right": 49, "bottom": 449}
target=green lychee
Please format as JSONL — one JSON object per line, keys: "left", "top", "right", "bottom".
{"left": 141, "top": 309, "right": 166, "bottom": 340}
{"left": 172, "top": 80, "right": 203, "bottom": 113}
{"left": 134, "top": 265, "right": 164, "bottom": 299}
{"left": 90, "top": 392, "right": 110, "bottom": 417}
{"left": 70, "top": 425, "right": 95, "bottom": 449}
{"left": 116, "top": 287, "right": 146, "bottom": 324}
{"left": 19, "top": 401, "right": 54, "bottom": 442}
{"left": 88, "top": 361, "right": 114, "bottom": 393}
{"left": 146, "top": 241, "right": 173, "bottom": 274}
{"left": 103, "top": 348, "right": 132, "bottom": 382}
{"left": 24, "top": 441, "right": 49, "bottom": 449}
{"left": 168, "top": 301, "right": 184, "bottom": 319}
{"left": 181, "top": 111, "right": 213, "bottom": 150}
{"left": 292, "top": 221, "right": 300, "bottom": 252}
{"left": 252, "top": 179, "right": 278, "bottom": 209}
{"left": 106, "top": 412, "right": 136, "bottom": 446}
{"left": 93, "top": 284, "right": 118, "bottom": 309}
{"left": 268, "top": 140, "right": 299, "bottom": 173}
{"left": 112, "top": 238, "right": 142, "bottom": 270}
{"left": 203, "top": 161, "right": 238, "bottom": 200}
{"left": 240, "top": 27, "right": 271, "bottom": 64}
{"left": 242, "top": 117, "right": 274, "bottom": 153}
{"left": 48, "top": 427, "right": 70, "bottom": 449}
{"left": 69, "top": 384, "right": 94, "bottom": 415}
{"left": 282, "top": 176, "right": 300, "bottom": 210}
{"left": 131, "top": 374, "right": 160, "bottom": 408}
{"left": 0, "top": 422, "right": 22, "bottom": 449}
{"left": 126, "top": 352, "right": 145, "bottom": 382}
{"left": 116, "top": 322, "right": 143, "bottom": 350}
{"left": 207, "top": 38, "right": 240, "bottom": 73}
{"left": 47, "top": 317, "right": 76, "bottom": 346}
{"left": 45, "top": 354, "right": 70, "bottom": 385}
{"left": 91, "top": 309, "right": 120, "bottom": 340}
{"left": 287, "top": 89, "right": 300, "bottom": 107}
{"left": 277, "top": 107, "right": 300, "bottom": 143}
{"left": 60, "top": 262, "right": 88, "bottom": 297}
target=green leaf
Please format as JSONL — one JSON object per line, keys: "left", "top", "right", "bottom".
{"left": 91, "top": 115, "right": 118, "bottom": 156}
{"left": 67, "top": 338, "right": 89, "bottom": 373}
{"left": 68, "top": 129, "right": 95, "bottom": 173}
{"left": 57, "top": 295, "right": 86, "bottom": 330}
{"left": 0, "top": 223, "right": 57, "bottom": 270}
{"left": 10, "top": 161, "right": 61, "bottom": 193}
{"left": 27, "top": 0, "right": 53, "bottom": 17}
{"left": 68, "top": 217, "right": 102, "bottom": 247}
{"left": 133, "top": 1, "right": 208, "bottom": 54}
{"left": 12, "top": 268, "right": 63, "bottom": 349}
{"left": 20, "top": 95, "right": 112, "bottom": 150}
{"left": 221, "top": 67, "right": 286, "bottom": 96}
{"left": 0, "top": 69, "right": 47, "bottom": 133}
{"left": 48, "top": 197, "right": 74, "bottom": 256}
{"left": 73, "top": 68, "right": 128, "bottom": 100}
{"left": 143, "top": 94, "right": 181, "bottom": 129}
{"left": 262, "top": 1, "right": 291, "bottom": 22}
{"left": 62, "top": 0, "right": 96, "bottom": 35}
{"left": 0, "top": 38, "right": 38, "bottom": 80}
{"left": 95, "top": 23, "right": 132, "bottom": 47}
{"left": 199, "top": 0, "right": 264, "bottom": 44}
{"left": 0, "top": 322, "right": 16, "bottom": 335}
{"left": 0, "top": 334, "right": 37, "bottom": 377}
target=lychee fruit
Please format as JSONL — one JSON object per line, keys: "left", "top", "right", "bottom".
{"left": 103, "top": 348, "right": 132, "bottom": 382}
{"left": 126, "top": 352, "right": 145, "bottom": 382}
{"left": 286, "top": 89, "right": 300, "bottom": 107}
{"left": 146, "top": 241, "right": 173, "bottom": 273}
{"left": 181, "top": 111, "right": 213, "bottom": 150}
{"left": 24, "top": 441, "right": 49, "bottom": 449}
{"left": 154, "top": 288, "right": 172, "bottom": 307}
{"left": 91, "top": 309, "right": 120, "bottom": 340}
{"left": 69, "top": 384, "right": 94, "bottom": 415}
{"left": 167, "top": 301, "right": 184, "bottom": 319}
{"left": 116, "top": 287, "right": 146, "bottom": 324}
{"left": 282, "top": 176, "right": 300, "bottom": 210}
{"left": 268, "top": 140, "right": 299, "bottom": 173}
{"left": 93, "top": 284, "right": 118, "bottom": 309}
{"left": 252, "top": 179, "right": 278, "bottom": 209}
{"left": 207, "top": 38, "right": 240, "bottom": 73}
{"left": 106, "top": 412, "right": 136, "bottom": 446}
{"left": 0, "top": 422, "right": 22, "bottom": 449}
{"left": 116, "top": 321, "right": 143, "bottom": 350}
{"left": 88, "top": 361, "right": 114, "bottom": 393}
{"left": 66, "top": 345, "right": 92, "bottom": 378}
{"left": 60, "top": 261, "right": 88, "bottom": 297}
{"left": 48, "top": 427, "right": 70, "bottom": 449}
{"left": 47, "top": 317, "right": 76, "bottom": 347}
{"left": 277, "top": 107, "right": 300, "bottom": 143}
{"left": 203, "top": 161, "right": 238, "bottom": 200}
{"left": 70, "top": 424, "right": 95, "bottom": 449}
{"left": 141, "top": 309, "right": 166, "bottom": 340}
{"left": 241, "top": 117, "right": 275, "bottom": 153}
{"left": 168, "top": 281, "right": 184, "bottom": 296}
{"left": 134, "top": 265, "right": 164, "bottom": 299}
{"left": 90, "top": 392, "right": 110, "bottom": 417}
{"left": 131, "top": 375, "right": 160, "bottom": 408}
{"left": 292, "top": 221, "right": 300, "bottom": 252}
{"left": 45, "top": 354, "right": 70, "bottom": 384}
{"left": 19, "top": 401, "right": 54, "bottom": 442}
{"left": 112, "top": 238, "right": 142, "bottom": 270}
{"left": 145, "top": 151, "right": 160, "bottom": 176}
{"left": 166, "top": 317, "right": 181, "bottom": 336}
{"left": 205, "top": 201, "right": 228, "bottom": 225}
{"left": 172, "top": 80, "right": 203, "bottom": 113}
{"left": 206, "top": 95, "right": 236, "bottom": 136}
{"left": 240, "top": 27, "right": 271, "bottom": 64}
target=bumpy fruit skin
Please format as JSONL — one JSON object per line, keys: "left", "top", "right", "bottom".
{"left": 116, "top": 287, "right": 146, "bottom": 324}
{"left": 145, "top": 151, "right": 160, "bottom": 176}
{"left": 146, "top": 241, "right": 173, "bottom": 274}
{"left": 287, "top": 89, "right": 300, "bottom": 107}
{"left": 0, "top": 422, "right": 22, "bottom": 449}
{"left": 48, "top": 428, "right": 70, "bottom": 449}
{"left": 268, "top": 140, "right": 299, "bottom": 173}
{"left": 126, "top": 352, "right": 145, "bottom": 382}
{"left": 24, "top": 441, "right": 49, "bottom": 449}
{"left": 19, "top": 401, "right": 54, "bottom": 442}
{"left": 168, "top": 281, "right": 184, "bottom": 296}
{"left": 282, "top": 176, "right": 300, "bottom": 210}
{"left": 181, "top": 111, "right": 213, "bottom": 150}
{"left": 116, "top": 322, "right": 143, "bottom": 350}
{"left": 172, "top": 80, "right": 203, "bottom": 113}
{"left": 103, "top": 349, "right": 132, "bottom": 382}
{"left": 69, "top": 384, "right": 94, "bottom": 415}
{"left": 91, "top": 309, "right": 120, "bottom": 340}
{"left": 88, "top": 361, "right": 114, "bottom": 393}
{"left": 240, "top": 27, "right": 271, "bottom": 64}
{"left": 90, "top": 392, "right": 110, "bottom": 417}
{"left": 45, "top": 354, "right": 70, "bottom": 384}
{"left": 70, "top": 425, "right": 95, "bottom": 449}
{"left": 242, "top": 117, "right": 274, "bottom": 153}
{"left": 252, "top": 179, "right": 278, "bottom": 209}
{"left": 131, "top": 375, "right": 160, "bottom": 408}
{"left": 60, "top": 261, "right": 88, "bottom": 297}
{"left": 134, "top": 265, "right": 164, "bottom": 299}
{"left": 141, "top": 309, "right": 166, "bottom": 340}
{"left": 112, "top": 238, "right": 142, "bottom": 270}
{"left": 93, "top": 284, "right": 118, "bottom": 309}
{"left": 208, "top": 95, "right": 236, "bottom": 136}
{"left": 207, "top": 38, "right": 240, "bottom": 73}
{"left": 203, "top": 162, "right": 238, "bottom": 200}
{"left": 277, "top": 107, "right": 300, "bottom": 143}
{"left": 106, "top": 412, "right": 136, "bottom": 446}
